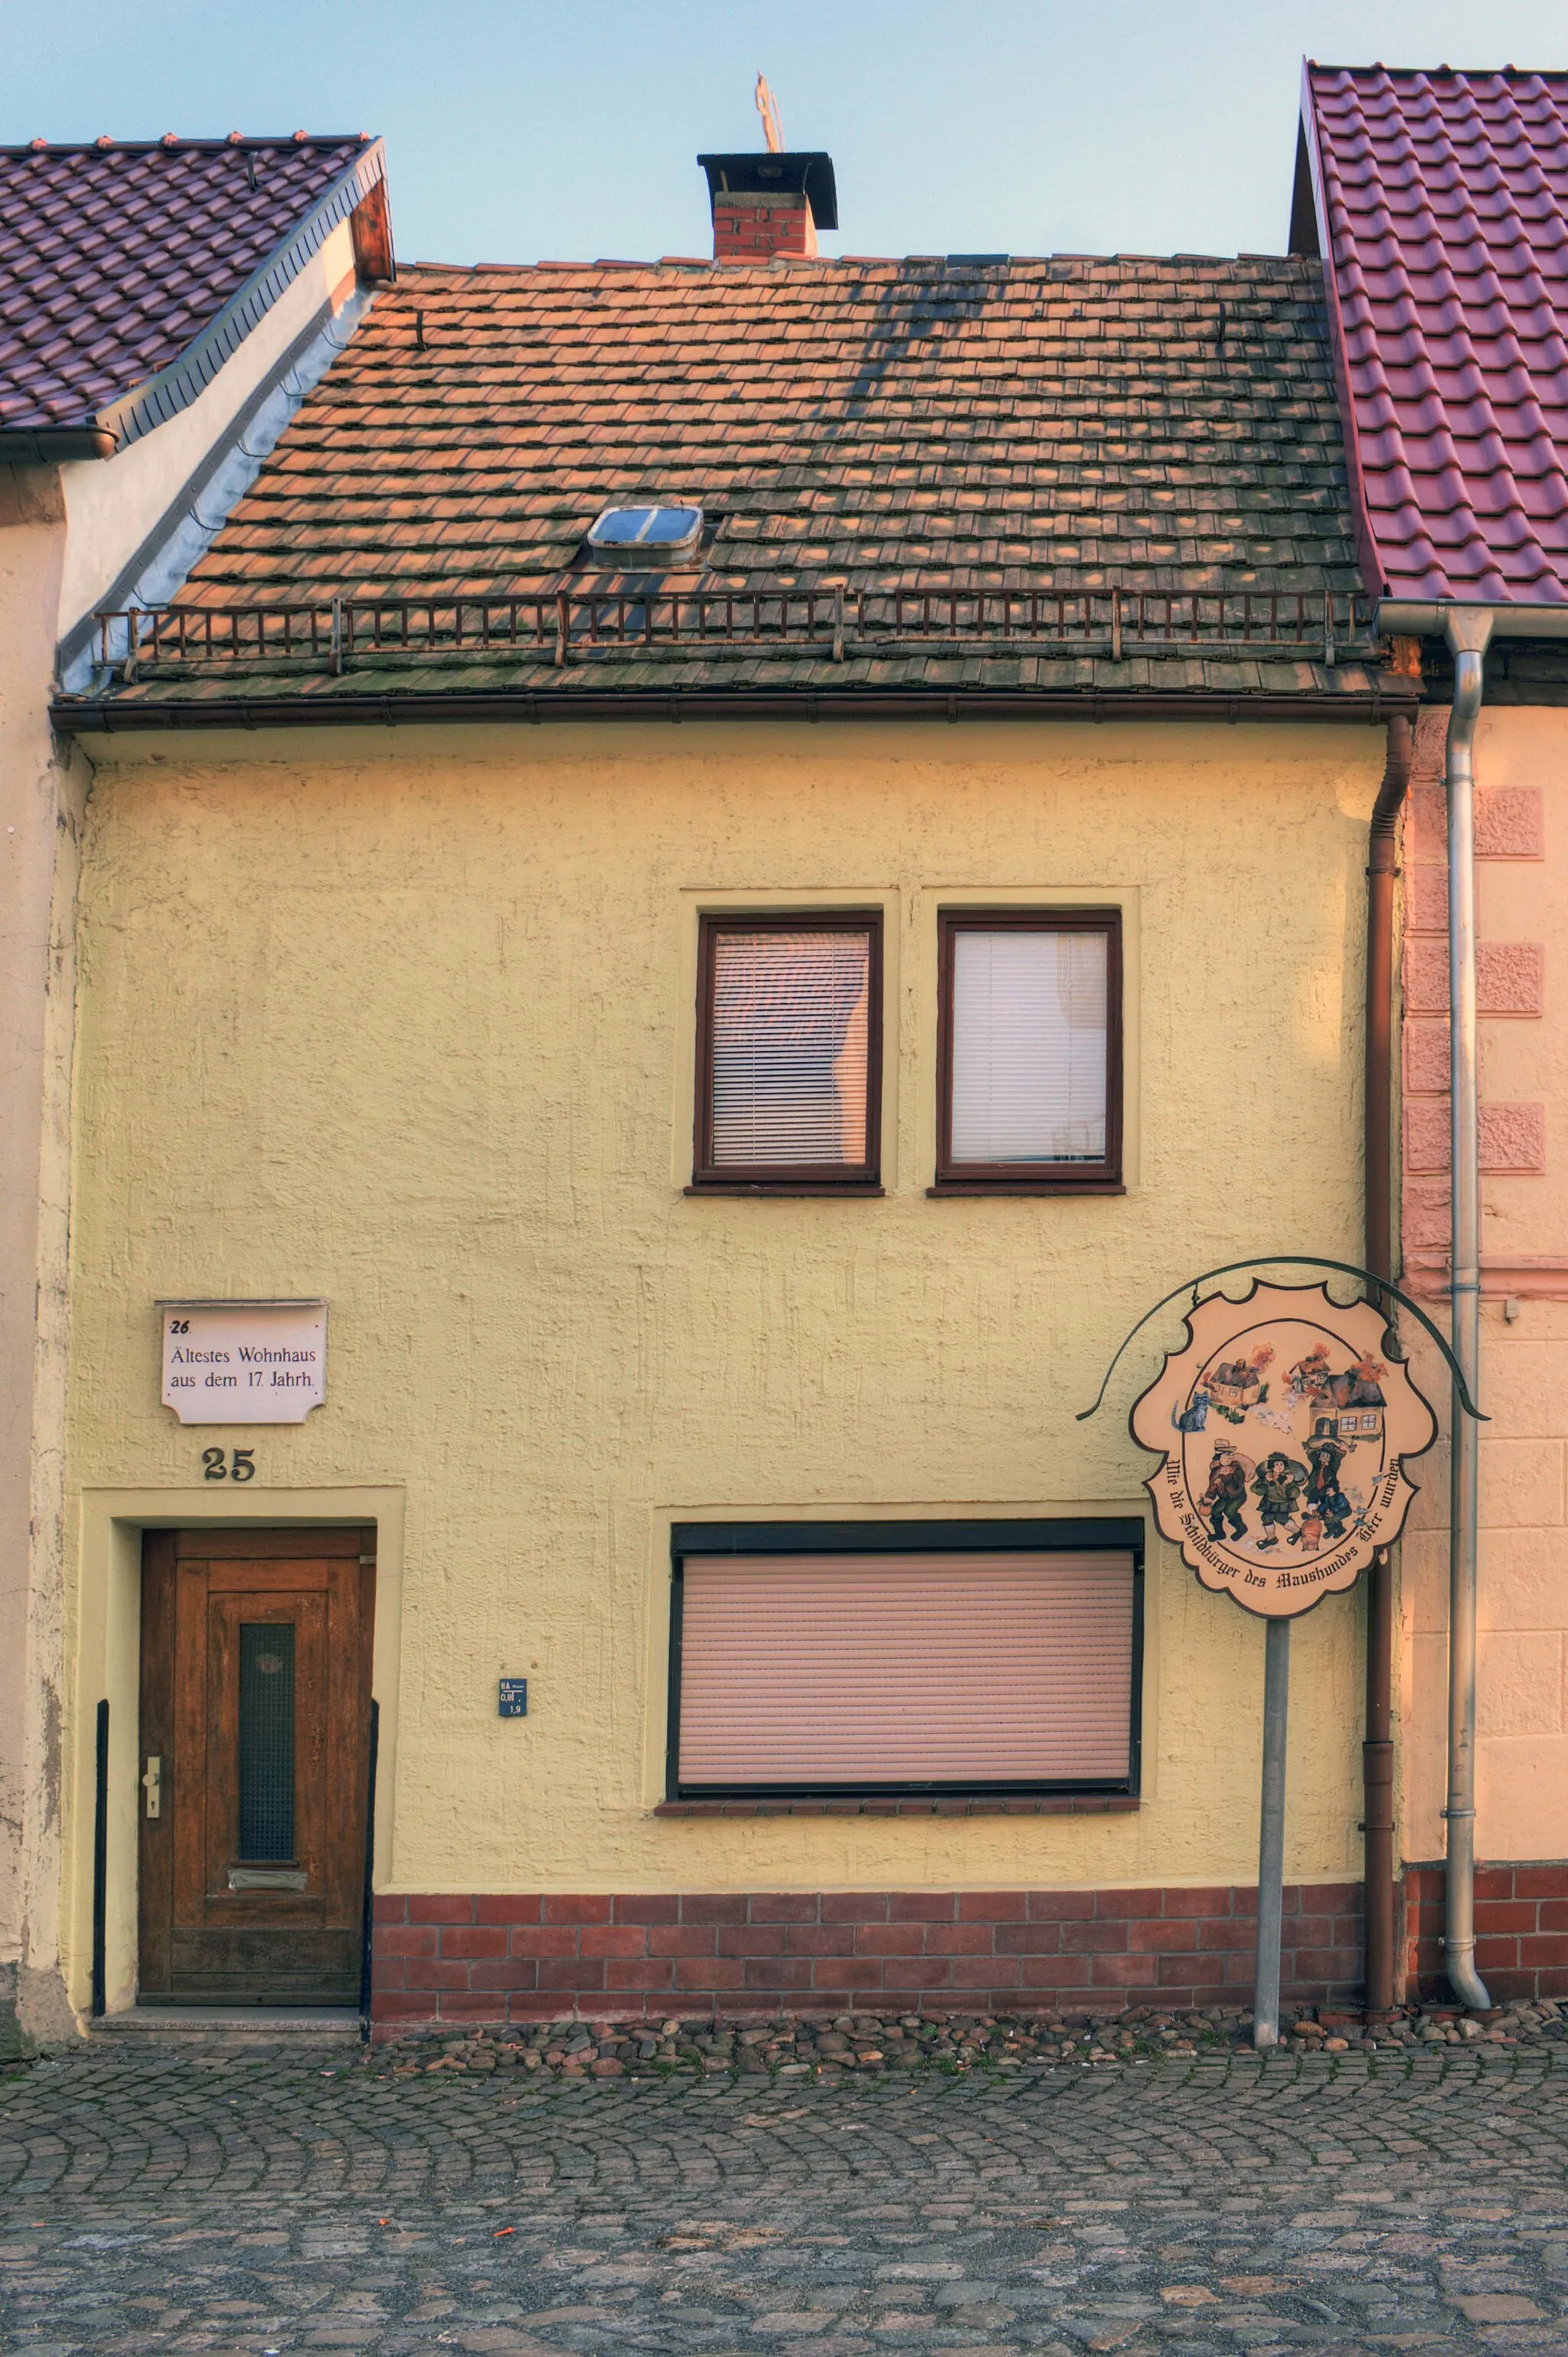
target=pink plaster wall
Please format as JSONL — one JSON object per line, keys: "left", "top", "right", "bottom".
{"left": 1398, "top": 703, "right": 1568, "bottom": 1865}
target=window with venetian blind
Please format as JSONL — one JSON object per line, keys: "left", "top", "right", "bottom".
{"left": 668, "top": 1522, "right": 1142, "bottom": 1797}
{"left": 693, "top": 914, "right": 882, "bottom": 1189}
{"left": 936, "top": 910, "right": 1122, "bottom": 1192}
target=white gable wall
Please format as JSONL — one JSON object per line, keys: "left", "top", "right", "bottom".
{"left": 56, "top": 214, "right": 361, "bottom": 644}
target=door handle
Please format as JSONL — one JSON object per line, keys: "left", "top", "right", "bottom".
{"left": 142, "top": 1755, "right": 162, "bottom": 1819}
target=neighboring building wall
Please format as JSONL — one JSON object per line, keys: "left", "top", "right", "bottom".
{"left": 1403, "top": 1863, "right": 1568, "bottom": 2005}
{"left": 1399, "top": 704, "right": 1568, "bottom": 1981}
{"left": 63, "top": 718, "right": 1383, "bottom": 2021}
{"left": 0, "top": 466, "right": 90, "bottom": 2052}
{"left": 0, "top": 220, "right": 376, "bottom": 2052}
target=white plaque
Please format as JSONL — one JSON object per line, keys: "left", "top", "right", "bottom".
{"left": 161, "top": 1300, "right": 328, "bottom": 1424}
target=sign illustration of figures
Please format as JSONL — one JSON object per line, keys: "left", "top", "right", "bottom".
{"left": 1200, "top": 1443, "right": 1248, "bottom": 1540}
{"left": 1129, "top": 1282, "right": 1436, "bottom": 1617}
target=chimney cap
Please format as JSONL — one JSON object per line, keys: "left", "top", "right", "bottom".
{"left": 697, "top": 150, "right": 838, "bottom": 230}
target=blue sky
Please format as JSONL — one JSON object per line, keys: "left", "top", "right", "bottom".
{"left": 8, "top": 0, "right": 1568, "bottom": 265}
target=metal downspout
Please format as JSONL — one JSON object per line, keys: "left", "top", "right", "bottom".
{"left": 1364, "top": 713, "right": 1412, "bottom": 2016}
{"left": 1444, "top": 609, "right": 1493, "bottom": 2015}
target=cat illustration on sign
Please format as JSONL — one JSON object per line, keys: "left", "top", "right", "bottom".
{"left": 1173, "top": 1384, "right": 1211, "bottom": 1433}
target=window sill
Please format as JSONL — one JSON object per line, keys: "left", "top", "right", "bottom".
{"left": 685, "top": 1183, "right": 886, "bottom": 1198}
{"left": 655, "top": 1795, "right": 1140, "bottom": 1818}
{"left": 927, "top": 1180, "right": 1126, "bottom": 1197}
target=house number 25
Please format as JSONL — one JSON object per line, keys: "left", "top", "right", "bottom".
{"left": 202, "top": 1447, "right": 256, "bottom": 1483}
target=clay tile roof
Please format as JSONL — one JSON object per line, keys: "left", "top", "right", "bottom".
{"left": 90, "top": 250, "right": 1386, "bottom": 704}
{"left": 1302, "top": 62, "right": 1568, "bottom": 605}
{"left": 0, "top": 134, "right": 384, "bottom": 443}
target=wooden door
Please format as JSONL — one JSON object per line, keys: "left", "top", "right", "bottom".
{"left": 139, "top": 1528, "right": 375, "bottom": 2005}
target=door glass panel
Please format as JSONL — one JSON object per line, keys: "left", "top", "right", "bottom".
{"left": 237, "top": 1622, "right": 296, "bottom": 1860}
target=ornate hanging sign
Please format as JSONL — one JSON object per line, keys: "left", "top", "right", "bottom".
{"left": 1129, "top": 1282, "right": 1436, "bottom": 1618}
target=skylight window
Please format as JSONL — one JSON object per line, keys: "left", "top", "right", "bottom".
{"left": 586, "top": 503, "right": 704, "bottom": 557}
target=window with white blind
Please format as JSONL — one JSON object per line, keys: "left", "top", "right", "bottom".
{"left": 936, "top": 910, "right": 1122, "bottom": 1191}
{"left": 668, "top": 1522, "right": 1142, "bottom": 1797}
{"left": 693, "top": 914, "right": 882, "bottom": 1188}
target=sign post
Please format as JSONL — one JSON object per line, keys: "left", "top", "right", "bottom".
{"left": 1253, "top": 1617, "right": 1291, "bottom": 2046}
{"left": 1128, "top": 1280, "right": 1439, "bottom": 2051}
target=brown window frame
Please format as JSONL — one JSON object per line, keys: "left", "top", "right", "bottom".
{"left": 691, "top": 911, "right": 884, "bottom": 1195}
{"left": 933, "top": 907, "right": 1123, "bottom": 1195}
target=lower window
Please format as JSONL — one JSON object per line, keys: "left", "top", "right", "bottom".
{"left": 668, "top": 1520, "right": 1142, "bottom": 1798}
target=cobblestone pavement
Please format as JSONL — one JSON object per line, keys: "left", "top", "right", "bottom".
{"left": 6, "top": 2035, "right": 1568, "bottom": 2355}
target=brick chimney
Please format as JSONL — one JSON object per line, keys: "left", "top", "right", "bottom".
{"left": 697, "top": 150, "right": 838, "bottom": 262}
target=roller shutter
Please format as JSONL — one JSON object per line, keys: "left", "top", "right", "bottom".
{"left": 675, "top": 1548, "right": 1135, "bottom": 1790}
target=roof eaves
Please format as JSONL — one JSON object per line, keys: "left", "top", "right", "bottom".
{"left": 92, "top": 138, "right": 390, "bottom": 456}
{"left": 51, "top": 682, "right": 1415, "bottom": 735}
{"left": 1297, "top": 60, "right": 1383, "bottom": 600}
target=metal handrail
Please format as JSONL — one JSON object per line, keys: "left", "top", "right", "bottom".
{"left": 96, "top": 586, "right": 1378, "bottom": 680}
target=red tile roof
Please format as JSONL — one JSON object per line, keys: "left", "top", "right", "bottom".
{"left": 0, "top": 135, "right": 386, "bottom": 447}
{"left": 1302, "top": 63, "right": 1568, "bottom": 606}
{"left": 73, "top": 252, "right": 1397, "bottom": 710}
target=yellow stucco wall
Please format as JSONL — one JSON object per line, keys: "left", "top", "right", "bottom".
{"left": 63, "top": 719, "right": 1387, "bottom": 1943}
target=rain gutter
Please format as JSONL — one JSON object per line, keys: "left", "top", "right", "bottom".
{"left": 0, "top": 425, "right": 118, "bottom": 461}
{"left": 1441, "top": 607, "right": 1493, "bottom": 2015}
{"left": 1379, "top": 601, "right": 1568, "bottom": 641}
{"left": 1377, "top": 600, "right": 1503, "bottom": 2013}
{"left": 49, "top": 685, "right": 1416, "bottom": 735}
{"left": 1363, "top": 711, "right": 1412, "bottom": 2018}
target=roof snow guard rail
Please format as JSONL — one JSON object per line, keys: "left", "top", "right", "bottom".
{"left": 94, "top": 585, "right": 1377, "bottom": 678}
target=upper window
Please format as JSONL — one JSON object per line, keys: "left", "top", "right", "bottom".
{"left": 668, "top": 1520, "right": 1142, "bottom": 1798}
{"left": 936, "top": 910, "right": 1122, "bottom": 1192}
{"left": 586, "top": 504, "right": 704, "bottom": 558}
{"left": 694, "top": 914, "right": 882, "bottom": 1191}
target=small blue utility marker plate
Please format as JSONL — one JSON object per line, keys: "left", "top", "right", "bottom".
{"left": 498, "top": 1678, "right": 528, "bottom": 1718}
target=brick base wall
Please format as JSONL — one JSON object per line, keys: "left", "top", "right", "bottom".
{"left": 1404, "top": 1862, "right": 1568, "bottom": 2003}
{"left": 370, "top": 1883, "right": 1363, "bottom": 2029}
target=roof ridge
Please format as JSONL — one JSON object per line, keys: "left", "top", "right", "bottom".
{"left": 1308, "top": 60, "right": 1568, "bottom": 83}
{"left": 394, "top": 250, "right": 1310, "bottom": 279}
{"left": 2, "top": 133, "right": 371, "bottom": 156}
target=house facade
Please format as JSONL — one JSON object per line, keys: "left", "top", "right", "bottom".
{"left": 1300, "top": 64, "right": 1568, "bottom": 2005}
{"left": 0, "top": 131, "right": 393, "bottom": 2049}
{"left": 47, "top": 150, "right": 1426, "bottom": 2029}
